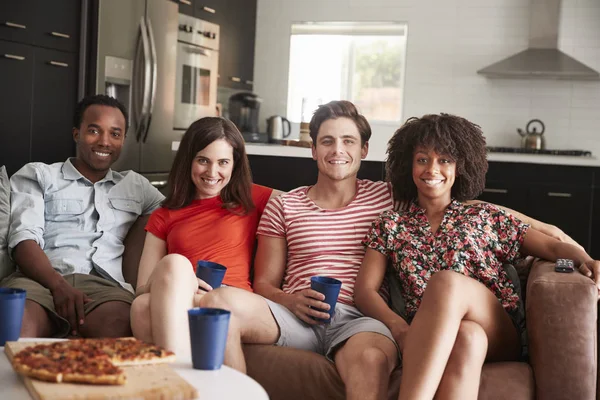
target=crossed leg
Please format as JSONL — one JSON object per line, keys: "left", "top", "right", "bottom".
{"left": 130, "top": 254, "right": 200, "bottom": 358}
{"left": 398, "top": 270, "right": 520, "bottom": 400}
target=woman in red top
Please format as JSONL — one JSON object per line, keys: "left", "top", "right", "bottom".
{"left": 355, "top": 114, "right": 600, "bottom": 400}
{"left": 131, "top": 117, "right": 280, "bottom": 358}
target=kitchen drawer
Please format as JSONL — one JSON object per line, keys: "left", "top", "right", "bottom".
{"left": 527, "top": 185, "right": 593, "bottom": 251}
{"left": 476, "top": 181, "right": 529, "bottom": 215}
{"left": 487, "top": 161, "right": 594, "bottom": 187}
{"left": 0, "top": 1, "right": 36, "bottom": 45}
{"left": 33, "top": 0, "right": 80, "bottom": 53}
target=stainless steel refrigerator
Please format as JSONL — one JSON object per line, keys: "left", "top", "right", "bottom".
{"left": 91, "top": 0, "right": 179, "bottom": 191}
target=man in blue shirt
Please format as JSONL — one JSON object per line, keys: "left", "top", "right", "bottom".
{"left": 1, "top": 95, "right": 164, "bottom": 338}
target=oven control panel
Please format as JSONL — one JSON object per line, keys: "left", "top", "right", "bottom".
{"left": 177, "top": 14, "right": 220, "bottom": 50}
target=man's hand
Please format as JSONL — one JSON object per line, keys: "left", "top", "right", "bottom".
{"left": 50, "top": 280, "right": 92, "bottom": 336}
{"left": 388, "top": 319, "right": 409, "bottom": 352}
{"left": 578, "top": 260, "right": 600, "bottom": 294}
{"left": 282, "top": 289, "right": 331, "bottom": 325}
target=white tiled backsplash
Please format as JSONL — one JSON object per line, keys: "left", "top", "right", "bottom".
{"left": 253, "top": 0, "right": 600, "bottom": 161}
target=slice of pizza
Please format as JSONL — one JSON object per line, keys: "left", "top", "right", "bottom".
{"left": 84, "top": 338, "right": 176, "bottom": 366}
{"left": 12, "top": 342, "right": 126, "bottom": 385}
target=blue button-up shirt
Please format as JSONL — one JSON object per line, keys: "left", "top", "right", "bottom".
{"left": 8, "top": 159, "right": 165, "bottom": 292}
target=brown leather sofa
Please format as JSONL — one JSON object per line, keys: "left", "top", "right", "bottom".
{"left": 123, "top": 219, "right": 598, "bottom": 400}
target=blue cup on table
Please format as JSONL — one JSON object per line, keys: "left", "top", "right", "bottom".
{"left": 196, "top": 260, "right": 227, "bottom": 289}
{"left": 310, "top": 276, "right": 342, "bottom": 321}
{"left": 188, "top": 307, "right": 231, "bottom": 370}
{"left": 0, "top": 288, "right": 26, "bottom": 346}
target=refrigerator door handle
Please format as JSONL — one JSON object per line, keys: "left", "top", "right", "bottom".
{"left": 143, "top": 16, "right": 158, "bottom": 143}
{"left": 134, "top": 17, "right": 152, "bottom": 143}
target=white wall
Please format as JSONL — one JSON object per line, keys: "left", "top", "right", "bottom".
{"left": 253, "top": 0, "right": 600, "bottom": 161}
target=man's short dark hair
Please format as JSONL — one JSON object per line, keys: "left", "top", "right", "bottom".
{"left": 73, "top": 94, "right": 129, "bottom": 133}
{"left": 309, "top": 100, "right": 371, "bottom": 145}
{"left": 386, "top": 113, "right": 488, "bottom": 202}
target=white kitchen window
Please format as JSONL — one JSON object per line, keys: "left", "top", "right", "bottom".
{"left": 287, "top": 22, "right": 408, "bottom": 123}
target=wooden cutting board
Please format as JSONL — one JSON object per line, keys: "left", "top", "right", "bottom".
{"left": 5, "top": 341, "right": 198, "bottom": 400}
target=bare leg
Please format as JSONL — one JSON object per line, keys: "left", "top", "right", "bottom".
{"left": 334, "top": 332, "right": 398, "bottom": 400}
{"left": 80, "top": 301, "right": 133, "bottom": 338}
{"left": 435, "top": 321, "right": 488, "bottom": 400}
{"left": 130, "top": 293, "right": 152, "bottom": 342}
{"left": 199, "top": 287, "right": 280, "bottom": 373}
{"left": 144, "top": 254, "right": 198, "bottom": 358}
{"left": 20, "top": 300, "right": 55, "bottom": 338}
{"left": 398, "top": 271, "right": 519, "bottom": 400}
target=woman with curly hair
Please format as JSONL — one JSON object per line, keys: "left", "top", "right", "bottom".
{"left": 354, "top": 113, "right": 600, "bottom": 400}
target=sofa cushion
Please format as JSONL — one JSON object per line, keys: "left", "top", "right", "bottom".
{"left": 244, "top": 344, "right": 534, "bottom": 400}
{"left": 0, "top": 166, "right": 15, "bottom": 280}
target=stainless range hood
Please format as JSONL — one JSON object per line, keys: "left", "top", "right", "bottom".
{"left": 477, "top": 0, "right": 600, "bottom": 80}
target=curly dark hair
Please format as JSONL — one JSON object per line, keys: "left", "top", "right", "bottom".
{"left": 386, "top": 113, "right": 488, "bottom": 203}
{"left": 73, "top": 94, "right": 129, "bottom": 133}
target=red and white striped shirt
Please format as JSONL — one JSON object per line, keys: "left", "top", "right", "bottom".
{"left": 257, "top": 179, "right": 393, "bottom": 306}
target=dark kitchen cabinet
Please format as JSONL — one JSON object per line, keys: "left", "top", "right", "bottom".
{"left": 0, "top": 41, "right": 77, "bottom": 176}
{"left": 33, "top": 0, "right": 80, "bottom": 53}
{"left": 0, "top": 1, "right": 80, "bottom": 176}
{"left": 216, "top": 0, "right": 256, "bottom": 91}
{"left": 248, "top": 155, "right": 384, "bottom": 192}
{"left": 0, "top": 1, "right": 36, "bottom": 45}
{"left": 176, "top": 0, "right": 195, "bottom": 17}
{"left": 0, "top": 40, "right": 34, "bottom": 176}
{"left": 31, "top": 48, "right": 77, "bottom": 165}
{"left": 0, "top": 0, "right": 80, "bottom": 53}
{"left": 178, "top": 0, "right": 256, "bottom": 91}
{"left": 477, "top": 161, "right": 595, "bottom": 253}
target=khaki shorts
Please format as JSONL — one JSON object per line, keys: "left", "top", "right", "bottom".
{"left": 264, "top": 298, "right": 398, "bottom": 361}
{"left": 0, "top": 271, "right": 134, "bottom": 337}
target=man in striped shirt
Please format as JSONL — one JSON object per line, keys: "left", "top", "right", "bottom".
{"left": 202, "top": 100, "right": 400, "bottom": 399}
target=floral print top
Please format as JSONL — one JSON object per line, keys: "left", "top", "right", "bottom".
{"left": 362, "top": 200, "right": 529, "bottom": 321}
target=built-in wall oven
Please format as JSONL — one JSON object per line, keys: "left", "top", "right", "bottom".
{"left": 174, "top": 14, "right": 220, "bottom": 130}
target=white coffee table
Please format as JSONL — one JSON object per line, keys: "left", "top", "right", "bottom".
{"left": 0, "top": 339, "right": 269, "bottom": 400}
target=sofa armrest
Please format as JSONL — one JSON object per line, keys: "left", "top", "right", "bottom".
{"left": 526, "top": 259, "right": 597, "bottom": 400}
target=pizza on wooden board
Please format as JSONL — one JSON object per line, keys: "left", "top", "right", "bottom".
{"left": 11, "top": 338, "right": 176, "bottom": 385}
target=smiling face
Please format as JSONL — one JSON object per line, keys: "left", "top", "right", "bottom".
{"left": 191, "top": 138, "right": 234, "bottom": 200}
{"left": 412, "top": 146, "right": 456, "bottom": 204}
{"left": 72, "top": 104, "right": 126, "bottom": 182}
{"left": 311, "top": 117, "right": 368, "bottom": 182}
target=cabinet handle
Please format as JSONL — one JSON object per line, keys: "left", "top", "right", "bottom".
{"left": 49, "top": 60, "right": 69, "bottom": 67}
{"left": 547, "top": 192, "right": 572, "bottom": 198}
{"left": 483, "top": 188, "right": 508, "bottom": 194}
{"left": 3, "top": 54, "right": 25, "bottom": 61}
{"left": 5, "top": 21, "right": 26, "bottom": 29}
{"left": 180, "top": 0, "right": 191, "bottom": 5}
{"left": 50, "top": 31, "right": 70, "bottom": 39}
{"left": 202, "top": 6, "right": 216, "bottom": 14}
{"left": 245, "top": 80, "right": 253, "bottom": 85}
{"left": 149, "top": 180, "right": 168, "bottom": 188}
{"left": 230, "top": 76, "right": 241, "bottom": 82}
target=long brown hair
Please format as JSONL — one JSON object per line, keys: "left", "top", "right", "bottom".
{"left": 162, "top": 117, "right": 255, "bottom": 214}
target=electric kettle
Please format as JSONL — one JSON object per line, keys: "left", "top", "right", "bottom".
{"left": 266, "top": 115, "right": 292, "bottom": 142}
{"left": 517, "top": 119, "right": 545, "bottom": 150}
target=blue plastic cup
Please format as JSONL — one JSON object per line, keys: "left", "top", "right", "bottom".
{"left": 188, "top": 307, "right": 231, "bottom": 370}
{"left": 196, "top": 260, "right": 227, "bottom": 289}
{"left": 0, "top": 288, "right": 26, "bottom": 346}
{"left": 310, "top": 276, "right": 342, "bottom": 321}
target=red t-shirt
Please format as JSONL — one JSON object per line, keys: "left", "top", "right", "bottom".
{"left": 145, "top": 184, "right": 273, "bottom": 291}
